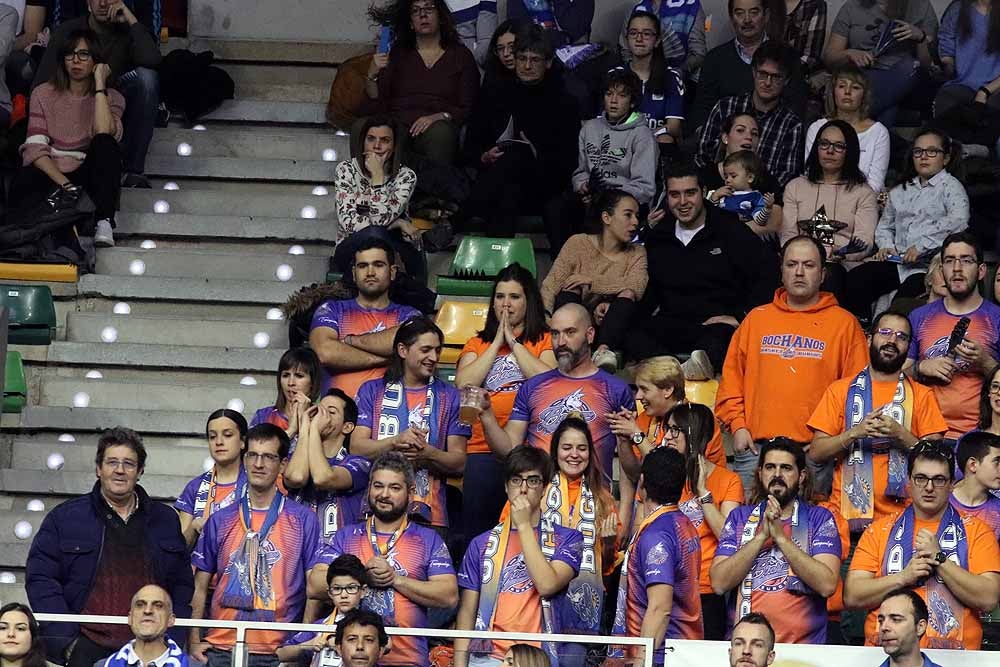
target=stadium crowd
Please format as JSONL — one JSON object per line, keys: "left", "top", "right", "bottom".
{"left": 5, "top": 0, "right": 1000, "bottom": 665}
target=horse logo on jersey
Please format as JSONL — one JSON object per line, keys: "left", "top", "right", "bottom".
{"left": 567, "top": 581, "right": 602, "bottom": 628}
{"left": 647, "top": 541, "right": 670, "bottom": 565}
{"left": 484, "top": 354, "right": 525, "bottom": 392}
{"left": 537, "top": 389, "right": 597, "bottom": 434}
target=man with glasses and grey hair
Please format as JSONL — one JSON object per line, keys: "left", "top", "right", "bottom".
{"left": 845, "top": 439, "right": 1000, "bottom": 650}
{"left": 26, "top": 427, "right": 192, "bottom": 667}
{"left": 904, "top": 232, "right": 1000, "bottom": 445}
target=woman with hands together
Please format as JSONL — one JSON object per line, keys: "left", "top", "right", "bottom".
{"left": 250, "top": 348, "right": 321, "bottom": 441}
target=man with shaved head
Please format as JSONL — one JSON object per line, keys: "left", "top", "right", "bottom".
{"left": 479, "top": 303, "right": 635, "bottom": 481}
{"left": 104, "top": 584, "right": 188, "bottom": 667}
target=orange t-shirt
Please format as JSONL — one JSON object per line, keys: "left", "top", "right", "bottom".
{"left": 636, "top": 411, "right": 727, "bottom": 469}
{"left": 850, "top": 512, "right": 1000, "bottom": 649}
{"left": 678, "top": 465, "right": 745, "bottom": 594}
{"left": 808, "top": 376, "right": 948, "bottom": 522}
{"left": 460, "top": 334, "right": 553, "bottom": 455}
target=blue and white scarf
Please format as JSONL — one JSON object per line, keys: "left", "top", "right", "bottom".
{"left": 377, "top": 379, "right": 440, "bottom": 521}
{"left": 104, "top": 638, "right": 188, "bottom": 667}
{"left": 192, "top": 466, "right": 248, "bottom": 519}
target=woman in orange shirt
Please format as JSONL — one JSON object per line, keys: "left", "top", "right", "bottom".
{"left": 456, "top": 263, "right": 557, "bottom": 540}
{"left": 545, "top": 415, "right": 619, "bottom": 640}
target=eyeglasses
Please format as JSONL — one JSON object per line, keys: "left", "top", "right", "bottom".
{"left": 245, "top": 451, "right": 282, "bottom": 464}
{"left": 516, "top": 54, "right": 545, "bottom": 66}
{"left": 911, "top": 147, "right": 945, "bottom": 158}
{"left": 63, "top": 50, "right": 92, "bottom": 62}
{"left": 989, "top": 383, "right": 1000, "bottom": 395}
{"left": 410, "top": 4, "right": 436, "bottom": 16}
{"left": 102, "top": 458, "right": 139, "bottom": 471}
{"left": 912, "top": 474, "right": 950, "bottom": 488}
{"left": 942, "top": 256, "right": 978, "bottom": 267}
{"left": 754, "top": 69, "right": 785, "bottom": 83}
{"left": 626, "top": 29, "right": 657, "bottom": 40}
{"left": 494, "top": 43, "right": 514, "bottom": 54}
{"left": 329, "top": 584, "right": 363, "bottom": 595}
{"left": 818, "top": 139, "right": 847, "bottom": 153}
{"left": 664, "top": 425, "right": 684, "bottom": 439}
{"left": 508, "top": 474, "right": 545, "bottom": 489}
{"left": 874, "top": 327, "right": 911, "bottom": 343}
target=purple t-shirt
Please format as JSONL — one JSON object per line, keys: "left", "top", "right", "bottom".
{"left": 284, "top": 441, "right": 372, "bottom": 542}
{"left": 356, "top": 378, "right": 471, "bottom": 527}
{"left": 510, "top": 369, "right": 635, "bottom": 481}
{"left": 951, "top": 493, "right": 1000, "bottom": 541}
{"left": 319, "top": 521, "right": 455, "bottom": 667}
{"left": 618, "top": 510, "right": 703, "bottom": 643}
{"left": 174, "top": 471, "right": 239, "bottom": 516}
{"left": 716, "top": 502, "right": 841, "bottom": 644}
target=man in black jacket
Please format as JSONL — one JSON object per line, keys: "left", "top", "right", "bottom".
{"left": 26, "top": 427, "right": 193, "bottom": 667}
{"left": 625, "top": 162, "right": 777, "bottom": 373}
{"left": 460, "top": 23, "right": 579, "bottom": 236}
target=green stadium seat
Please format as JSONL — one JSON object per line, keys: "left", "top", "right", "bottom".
{"left": 0, "top": 284, "right": 56, "bottom": 345}
{"left": 3, "top": 351, "right": 26, "bottom": 413}
{"left": 436, "top": 365, "right": 457, "bottom": 385}
{"left": 325, "top": 271, "right": 343, "bottom": 284}
{"left": 437, "top": 237, "right": 536, "bottom": 297}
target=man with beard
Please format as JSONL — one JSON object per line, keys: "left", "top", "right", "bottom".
{"left": 310, "top": 238, "right": 421, "bottom": 399}
{"left": 875, "top": 590, "right": 943, "bottom": 667}
{"left": 728, "top": 612, "right": 775, "bottom": 667}
{"left": 350, "top": 316, "right": 468, "bottom": 530}
{"left": 905, "top": 232, "right": 1000, "bottom": 441}
{"left": 717, "top": 235, "right": 867, "bottom": 496}
{"left": 308, "top": 452, "right": 458, "bottom": 667}
{"left": 845, "top": 441, "right": 1000, "bottom": 649}
{"left": 710, "top": 438, "right": 842, "bottom": 644}
{"left": 479, "top": 302, "right": 634, "bottom": 482}
{"left": 454, "top": 446, "right": 583, "bottom": 667}
{"left": 190, "top": 424, "right": 323, "bottom": 667}
{"left": 808, "top": 310, "right": 947, "bottom": 533}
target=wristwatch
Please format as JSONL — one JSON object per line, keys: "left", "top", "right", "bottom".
{"left": 933, "top": 551, "right": 947, "bottom": 565}
{"left": 699, "top": 492, "right": 715, "bottom": 505}
{"left": 631, "top": 432, "right": 645, "bottom": 445}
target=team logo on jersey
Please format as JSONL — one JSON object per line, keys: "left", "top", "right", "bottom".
{"left": 366, "top": 320, "right": 388, "bottom": 335}
{"left": 751, "top": 550, "right": 792, "bottom": 592}
{"left": 648, "top": 542, "right": 670, "bottom": 565}
{"left": 499, "top": 554, "right": 535, "bottom": 594}
{"left": 536, "top": 389, "right": 597, "bottom": 434}
{"left": 759, "top": 333, "right": 827, "bottom": 360}
{"left": 485, "top": 354, "right": 525, "bottom": 392}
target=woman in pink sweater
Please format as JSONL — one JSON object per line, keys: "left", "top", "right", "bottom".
{"left": 13, "top": 29, "right": 125, "bottom": 247}
{"left": 541, "top": 188, "right": 648, "bottom": 372}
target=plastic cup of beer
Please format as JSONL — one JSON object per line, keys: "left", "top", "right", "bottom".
{"left": 459, "top": 386, "right": 483, "bottom": 425}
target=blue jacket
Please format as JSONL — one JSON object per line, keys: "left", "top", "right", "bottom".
{"left": 26, "top": 482, "right": 193, "bottom": 663}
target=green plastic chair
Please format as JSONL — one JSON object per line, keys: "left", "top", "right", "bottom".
{"left": 436, "top": 365, "right": 457, "bottom": 385}
{"left": 436, "top": 237, "right": 537, "bottom": 297}
{"left": 3, "top": 351, "right": 26, "bottom": 413}
{"left": 0, "top": 285, "right": 56, "bottom": 345}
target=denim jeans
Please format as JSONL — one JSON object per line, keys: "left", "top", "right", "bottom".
{"left": 117, "top": 66, "right": 160, "bottom": 175}
{"left": 867, "top": 59, "right": 918, "bottom": 129}
{"left": 731, "top": 449, "right": 759, "bottom": 500}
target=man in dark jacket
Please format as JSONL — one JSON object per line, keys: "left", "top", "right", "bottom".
{"left": 33, "top": 0, "right": 162, "bottom": 189}
{"left": 26, "top": 426, "right": 193, "bottom": 667}
{"left": 625, "top": 161, "right": 777, "bottom": 373}
{"left": 460, "top": 23, "right": 580, "bottom": 236}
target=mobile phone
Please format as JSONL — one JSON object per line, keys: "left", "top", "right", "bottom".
{"left": 378, "top": 26, "right": 393, "bottom": 54}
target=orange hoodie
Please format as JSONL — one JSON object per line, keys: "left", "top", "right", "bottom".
{"left": 715, "top": 289, "right": 868, "bottom": 443}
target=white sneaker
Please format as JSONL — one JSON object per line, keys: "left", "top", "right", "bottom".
{"left": 592, "top": 347, "right": 619, "bottom": 374}
{"left": 682, "top": 349, "right": 714, "bottom": 381}
{"left": 94, "top": 219, "right": 115, "bottom": 247}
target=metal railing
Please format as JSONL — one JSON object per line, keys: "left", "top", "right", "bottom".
{"left": 34, "top": 613, "right": 655, "bottom": 667}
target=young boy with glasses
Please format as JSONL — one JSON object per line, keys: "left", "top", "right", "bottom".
{"left": 845, "top": 439, "right": 1000, "bottom": 649}
{"left": 277, "top": 555, "right": 370, "bottom": 667}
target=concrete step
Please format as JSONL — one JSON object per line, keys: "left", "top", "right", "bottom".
{"left": 116, "top": 212, "right": 337, "bottom": 246}
{"left": 10, "top": 432, "right": 206, "bottom": 455}
{"left": 37, "top": 377, "right": 274, "bottom": 415}
{"left": 149, "top": 126, "right": 348, "bottom": 161}
{"left": 146, "top": 155, "right": 337, "bottom": 182}
{"left": 117, "top": 237, "right": 332, "bottom": 256}
{"left": 120, "top": 188, "right": 337, "bottom": 219}
{"left": 12, "top": 438, "right": 209, "bottom": 475}
{"left": 199, "top": 99, "right": 328, "bottom": 125}
{"left": 221, "top": 63, "right": 335, "bottom": 104}
{"left": 71, "top": 298, "right": 285, "bottom": 323}
{"left": 185, "top": 38, "right": 365, "bottom": 64}
{"left": 78, "top": 274, "right": 300, "bottom": 305}
{"left": 65, "top": 312, "right": 289, "bottom": 348}
{"left": 0, "top": 469, "right": 189, "bottom": 499}
{"left": 95, "top": 247, "right": 328, "bottom": 282}
{"left": 17, "top": 405, "right": 212, "bottom": 436}
{"left": 0, "top": 583, "right": 28, "bottom": 603}
{"left": 28, "top": 341, "right": 282, "bottom": 372}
